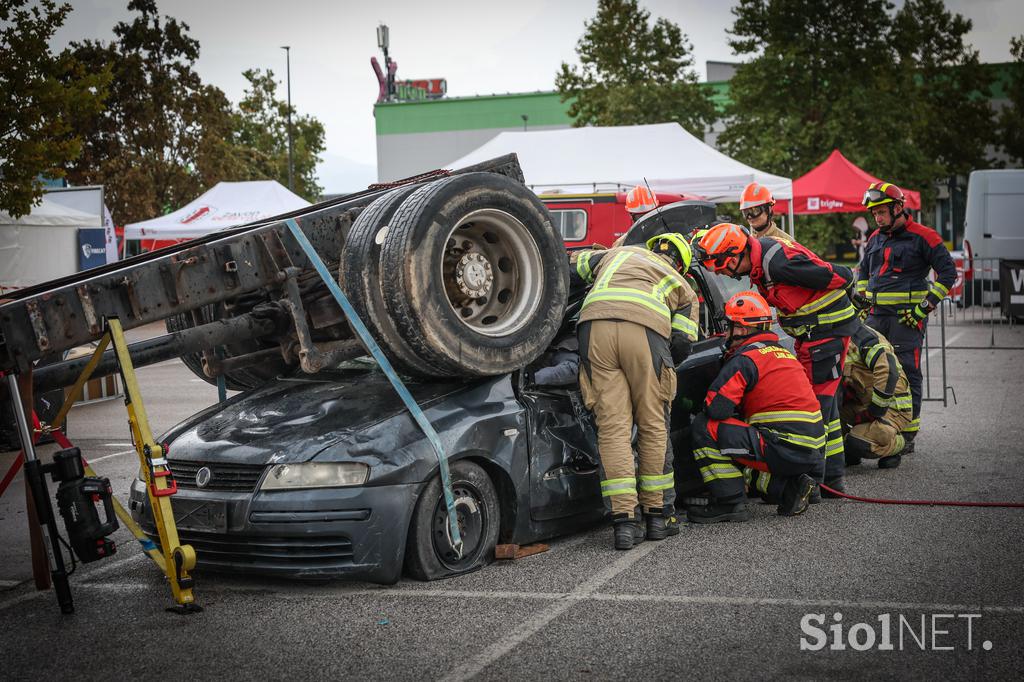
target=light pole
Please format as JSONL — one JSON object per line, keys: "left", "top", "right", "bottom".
{"left": 281, "top": 45, "right": 294, "bottom": 192}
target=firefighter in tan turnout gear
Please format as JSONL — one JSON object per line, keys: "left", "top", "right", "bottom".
{"left": 571, "top": 233, "right": 700, "bottom": 550}
{"left": 840, "top": 321, "right": 913, "bottom": 469}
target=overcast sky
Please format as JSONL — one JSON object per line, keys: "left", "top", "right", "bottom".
{"left": 52, "top": 0, "right": 1023, "bottom": 193}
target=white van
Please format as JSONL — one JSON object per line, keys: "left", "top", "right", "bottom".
{"left": 963, "top": 169, "right": 1024, "bottom": 261}
{"left": 958, "top": 169, "right": 1024, "bottom": 306}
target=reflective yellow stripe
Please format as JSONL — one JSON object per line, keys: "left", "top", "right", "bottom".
{"left": 672, "top": 313, "right": 698, "bottom": 338}
{"left": 576, "top": 251, "right": 595, "bottom": 282}
{"left": 699, "top": 463, "right": 743, "bottom": 482}
{"left": 871, "top": 390, "right": 892, "bottom": 407}
{"left": 749, "top": 410, "right": 823, "bottom": 424}
{"left": 693, "top": 447, "right": 732, "bottom": 462}
{"left": 813, "top": 303, "right": 856, "bottom": 324}
{"left": 639, "top": 473, "right": 674, "bottom": 491}
{"left": 775, "top": 431, "right": 827, "bottom": 450}
{"left": 824, "top": 436, "right": 844, "bottom": 457}
{"left": 791, "top": 288, "right": 847, "bottom": 316}
{"left": 585, "top": 289, "right": 671, "bottom": 318}
{"left": 653, "top": 274, "right": 682, "bottom": 300}
{"left": 929, "top": 281, "right": 949, "bottom": 298}
{"left": 856, "top": 280, "right": 868, "bottom": 294}
{"left": 864, "top": 345, "right": 883, "bottom": 367}
{"left": 601, "top": 477, "right": 637, "bottom": 497}
{"left": 756, "top": 470, "right": 771, "bottom": 494}
{"left": 904, "top": 417, "right": 921, "bottom": 433}
{"left": 595, "top": 252, "right": 631, "bottom": 289}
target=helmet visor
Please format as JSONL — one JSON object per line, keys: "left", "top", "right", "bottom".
{"left": 862, "top": 188, "right": 895, "bottom": 206}
{"left": 741, "top": 206, "right": 767, "bottom": 221}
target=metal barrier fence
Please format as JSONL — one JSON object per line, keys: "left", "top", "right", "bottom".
{"left": 921, "top": 257, "right": 1024, "bottom": 406}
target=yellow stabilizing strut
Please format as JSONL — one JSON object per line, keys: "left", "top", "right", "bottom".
{"left": 43, "top": 334, "right": 168, "bottom": 572}
{"left": 107, "top": 318, "right": 199, "bottom": 611}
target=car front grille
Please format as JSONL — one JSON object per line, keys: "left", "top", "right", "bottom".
{"left": 167, "top": 460, "right": 265, "bottom": 492}
{"left": 176, "top": 532, "right": 355, "bottom": 569}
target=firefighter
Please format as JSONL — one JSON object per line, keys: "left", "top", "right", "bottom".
{"left": 689, "top": 291, "right": 819, "bottom": 522}
{"left": 625, "top": 184, "right": 659, "bottom": 223}
{"left": 841, "top": 321, "right": 913, "bottom": 468}
{"left": 696, "top": 222, "right": 857, "bottom": 497}
{"left": 858, "top": 182, "right": 955, "bottom": 452}
{"left": 572, "top": 233, "right": 700, "bottom": 549}
{"left": 739, "top": 182, "right": 794, "bottom": 243}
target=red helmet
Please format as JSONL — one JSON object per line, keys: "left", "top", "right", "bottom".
{"left": 740, "top": 182, "right": 775, "bottom": 210}
{"left": 724, "top": 291, "right": 773, "bottom": 327}
{"left": 626, "top": 185, "right": 658, "bottom": 214}
{"left": 696, "top": 223, "right": 749, "bottom": 274}
{"left": 862, "top": 181, "right": 905, "bottom": 209}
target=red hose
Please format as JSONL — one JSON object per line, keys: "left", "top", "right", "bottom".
{"left": 819, "top": 484, "right": 1024, "bottom": 508}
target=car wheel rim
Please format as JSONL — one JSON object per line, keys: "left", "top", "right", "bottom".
{"left": 440, "top": 208, "right": 543, "bottom": 338}
{"left": 431, "top": 482, "right": 487, "bottom": 570}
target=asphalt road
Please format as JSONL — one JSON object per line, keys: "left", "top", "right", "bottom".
{"left": 1, "top": 319, "right": 1022, "bottom": 680}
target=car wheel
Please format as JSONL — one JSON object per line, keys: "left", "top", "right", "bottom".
{"left": 339, "top": 184, "right": 436, "bottom": 376}
{"left": 380, "top": 172, "right": 568, "bottom": 377}
{"left": 404, "top": 460, "right": 500, "bottom": 581}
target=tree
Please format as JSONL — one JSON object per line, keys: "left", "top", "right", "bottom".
{"left": 65, "top": 0, "right": 236, "bottom": 224}
{"left": 720, "top": 0, "right": 995, "bottom": 253}
{"left": 997, "top": 35, "right": 1024, "bottom": 165}
{"left": 229, "top": 68, "right": 325, "bottom": 202}
{"left": 0, "top": 0, "right": 109, "bottom": 217}
{"left": 555, "top": 0, "right": 716, "bottom": 137}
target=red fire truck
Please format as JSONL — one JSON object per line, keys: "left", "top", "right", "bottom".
{"left": 539, "top": 191, "right": 690, "bottom": 248}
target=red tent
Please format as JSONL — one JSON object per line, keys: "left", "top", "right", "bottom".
{"left": 775, "top": 149, "right": 921, "bottom": 215}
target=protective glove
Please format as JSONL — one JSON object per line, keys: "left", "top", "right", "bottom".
{"left": 899, "top": 303, "right": 930, "bottom": 328}
{"left": 670, "top": 336, "right": 692, "bottom": 365}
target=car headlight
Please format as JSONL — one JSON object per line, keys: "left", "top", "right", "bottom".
{"left": 259, "top": 462, "right": 369, "bottom": 491}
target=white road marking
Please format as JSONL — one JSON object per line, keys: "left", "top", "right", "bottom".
{"left": 77, "top": 581, "right": 1024, "bottom": 616}
{"left": 102, "top": 443, "right": 133, "bottom": 447}
{"left": 439, "top": 540, "right": 663, "bottom": 682}
{"left": 0, "top": 553, "right": 146, "bottom": 612}
{"left": 928, "top": 330, "right": 964, "bottom": 357}
{"left": 0, "top": 579, "right": 22, "bottom": 588}
{"left": 88, "top": 449, "right": 135, "bottom": 464}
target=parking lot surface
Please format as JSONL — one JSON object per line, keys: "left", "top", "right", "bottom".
{"left": 2, "top": 321, "right": 1022, "bottom": 680}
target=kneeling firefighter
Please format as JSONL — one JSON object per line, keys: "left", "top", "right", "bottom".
{"left": 571, "top": 233, "right": 700, "bottom": 550}
{"left": 689, "top": 291, "right": 820, "bottom": 523}
{"left": 840, "top": 321, "right": 913, "bottom": 469}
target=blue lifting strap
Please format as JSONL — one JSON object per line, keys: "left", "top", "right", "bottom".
{"left": 285, "top": 219, "right": 464, "bottom": 556}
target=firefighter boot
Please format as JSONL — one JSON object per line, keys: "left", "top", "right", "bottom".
{"left": 613, "top": 515, "right": 645, "bottom": 550}
{"left": 664, "top": 505, "right": 682, "bottom": 537}
{"left": 687, "top": 499, "right": 751, "bottom": 524}
{"left": 878, "top": 454, "right": 902, "bottom": 469}
{"left": 778, "top": 474, "right": 815, "bottom": 517}
{"left": 645, "top": 508, "right": 667, "bottom": 541}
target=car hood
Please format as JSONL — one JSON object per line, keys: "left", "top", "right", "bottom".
{"left": 162, "top": 364, "right": 469, "bottom": 466}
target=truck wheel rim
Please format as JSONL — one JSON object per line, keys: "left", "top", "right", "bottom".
{"left": 440, "top": 209, "right": 543, "bottom": 338}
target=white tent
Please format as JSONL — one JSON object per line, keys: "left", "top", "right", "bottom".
{"left": 124, "top": 180, "right": 310, "bottom": 240}
{"left": 445, "top": 123, "right": 793, "bottom": 203}
{"left": 1, "top": 196, "right": 102, "bottom": 290}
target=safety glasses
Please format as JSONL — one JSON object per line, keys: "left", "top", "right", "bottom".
{"left": 862, "top": 188, "right": 890, "bottom": 205}
{"left": 741, "top": 206, "right": 766, "bottom": 221}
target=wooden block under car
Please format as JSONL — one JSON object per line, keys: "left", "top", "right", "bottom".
{"left": 494, "top": 543, "right": 550, "bottom": 561}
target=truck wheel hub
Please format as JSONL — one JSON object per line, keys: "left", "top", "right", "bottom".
{"left": 455, "top": 253, "right": 493, "bottom": 298}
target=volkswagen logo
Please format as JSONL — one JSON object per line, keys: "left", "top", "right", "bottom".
{"left": 195, "top": 466, "right": 213, "bottom": 488}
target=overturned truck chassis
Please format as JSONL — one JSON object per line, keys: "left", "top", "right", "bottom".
{"left": 0, "top": 156, "right": 525, "bottom": 390}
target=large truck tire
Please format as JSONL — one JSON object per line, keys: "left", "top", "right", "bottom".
{"left": 340, "top": 185, "right": 437, "bottom": 377}
{"left": 380, "top": 172, "right": 568, "bottom": 377}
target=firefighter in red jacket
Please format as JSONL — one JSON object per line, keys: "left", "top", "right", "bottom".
{"left": 857, "top": 182, "right": 956, "bottom": 452}
{"left": 688, "top": 291, "right": 819, "bottom": 522}
{"left": 697, "top": 223, "right": 857, "bottom": 497}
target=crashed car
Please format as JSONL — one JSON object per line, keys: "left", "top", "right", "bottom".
{"left": 129, "top": 260, "right": 753, "bottom": 583}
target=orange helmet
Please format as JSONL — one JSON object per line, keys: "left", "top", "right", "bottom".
{"left": 696, "top": 223, "right": 749, "bottom": 274}
{"left": 724, "top": 291, "right": 773, "bottom": 327}
{"left": 625, "top": 185, "right": 658, "bottom": 214}
{"left": 740, "top": 182, "right": 775, "bottom": 210}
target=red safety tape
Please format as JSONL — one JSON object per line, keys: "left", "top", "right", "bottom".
{"left": 0, "top": 413, "right": 77, "bottom": 498}
{"left": 819, "top": 484, "right": 1024, "bottom": 509}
